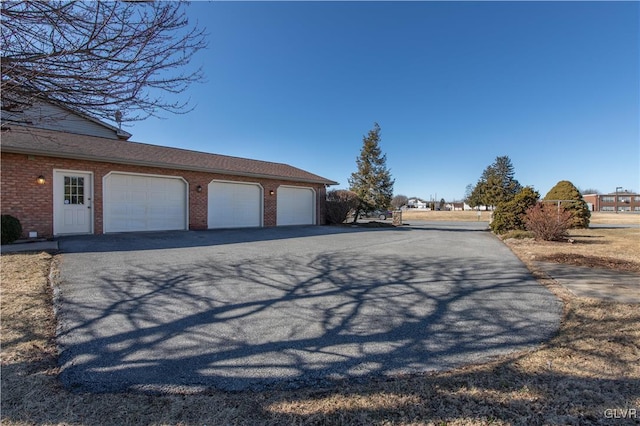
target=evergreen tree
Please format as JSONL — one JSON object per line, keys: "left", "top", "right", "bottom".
{"left": 465, "top": 183, "right": 484, "bottom": 209}
{"left": 490, "top": 186, "right": 540, "bottom": 234}
{"left": 469, "top": 156, "right": 522, "bottom": 209}
{"left": 544, "top": 180, "right": 591, "bottom": 228}
{"left": 348, "top": 123, "right": 394, "bottom": 221}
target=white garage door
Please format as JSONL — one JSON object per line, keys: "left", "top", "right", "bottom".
{"left": 104, "top": 173, "right": 187, "bottom": 233}
{"left": 208, "top": 181, "right": 262, "bottom": 228}
{"left": 277, "top": 186, "right": 315, "bottom": 226}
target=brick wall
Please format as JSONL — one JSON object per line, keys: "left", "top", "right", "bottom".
{"left": 583, "top": 193, "right": 640, "bottom": 212}
{"left": 1, "top": 153, "right": 54, "bottom": 238}
{"left": 1, "top": 153, "right": 328, "bottom": 238}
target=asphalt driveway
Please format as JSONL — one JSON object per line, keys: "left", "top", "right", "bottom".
{"left": 55, "top": 222, "right": 561, "bottom": 393}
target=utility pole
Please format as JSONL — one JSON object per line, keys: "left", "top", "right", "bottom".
{"left": 615, "top": 186, "right": 623, "bottom": 213}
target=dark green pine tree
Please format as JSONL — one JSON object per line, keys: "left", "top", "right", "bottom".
{"left": 544, "top": 180, "right": 591, "bottom": 228}
{"left": 490, "top": 186, "right": 540, "bottom": 234}
{"left": 469, "top": 155, "right": 522, "bottom": 209}
{"left": 348, "top": 123, "right": 394, "bottom": 221}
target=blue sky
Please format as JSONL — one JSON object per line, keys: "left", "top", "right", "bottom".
{"left": 128, "top": 1, "right": 639, "bottom": 201}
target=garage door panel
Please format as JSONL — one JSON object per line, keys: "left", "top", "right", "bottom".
{"left": 208, "top": 181, "right": 261, "bottom": 229}
{"left": 277, "top": 187, "right": 315, "bottom": 226}
{"left": 104, "top": 173, "right": 187, "bottom": 233}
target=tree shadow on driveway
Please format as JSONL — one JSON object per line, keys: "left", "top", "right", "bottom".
{"left": 57, "top": 222, "right": 490, "bottom": 254}
{"left": 55, "top": 249, "right": 561, "bottom": 393}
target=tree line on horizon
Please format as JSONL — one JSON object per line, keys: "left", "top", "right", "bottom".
{"left": 326, "top": 122, "right": 591, "bottom": 240}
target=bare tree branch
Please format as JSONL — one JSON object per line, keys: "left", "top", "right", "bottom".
{"left": 1, "top": 1, "right": 207, "bottom": 123}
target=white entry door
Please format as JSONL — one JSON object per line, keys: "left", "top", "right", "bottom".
{"left": 53, "top": 170, "right": 93, "bottom": 235}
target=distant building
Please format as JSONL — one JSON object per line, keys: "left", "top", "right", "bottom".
{"left": 463, "top": 203, "right": 493, "bottom": 211}
{"left": 583, "top": 191, "right": 640, "bottom": 212}
{"left": 407, "top": 198, "right": 427, "bottom": 209}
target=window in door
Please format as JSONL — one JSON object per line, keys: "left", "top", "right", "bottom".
{"left": 64, "top": 176, "right": 85, "bottom": 205}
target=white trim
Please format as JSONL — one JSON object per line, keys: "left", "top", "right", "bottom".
{"left": 53, "top": 169, "right": 94, "bottom": 235}
{"left": 103, "top": 171, "right": 189, "bottom": 233}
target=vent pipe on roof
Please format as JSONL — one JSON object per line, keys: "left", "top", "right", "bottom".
{"left": 115, "top": 111, "right": 123, "bottom": 129}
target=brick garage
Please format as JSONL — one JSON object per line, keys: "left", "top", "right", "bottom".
{"left": 1, "top": 125, "right": 336, "bottom": 239}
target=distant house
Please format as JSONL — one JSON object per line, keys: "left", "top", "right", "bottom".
{"left": 463, "top": 203, "right": 492, "bottom": 211}
{"left": 407, "top": 198, "right": 427, "bottom": 209}
{"left": 583, "top": 192, "right": 640, "bottom": 212}
{"left": 1, "top": 103, "right": 337, "bottom": 239}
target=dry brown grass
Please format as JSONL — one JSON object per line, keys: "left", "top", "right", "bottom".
{"left": 505, "top": 227, "right": 640, "bottom": 272}
{"left": 400, "top": 209, "right": 640, "bottom": 226}
{"left": 589, "top": 212, "right": 640, "bottom": 226}
{"left": 2, "top": 220, "right": 639, "bottom": 425}
{"left": 400, "top": 209, "right": 492, "bottom": 222}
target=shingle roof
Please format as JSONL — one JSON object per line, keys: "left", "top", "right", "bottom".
{"left": 0, "top": 125, "right": 338, "bottom": 185}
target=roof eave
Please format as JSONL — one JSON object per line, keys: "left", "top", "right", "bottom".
{"left": 1, "top": 145, "right": 339, "bottom": 186}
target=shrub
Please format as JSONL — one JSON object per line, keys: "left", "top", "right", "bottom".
{"left": 524, "top": 203, "right": 573, "bottom": 241}
{"left": 501, "top": 229, "right": 534, "bottom": 240}
{"left": 490, "top": 186, "right": 540, "bottom": 234}
{"left": 325, "top": 189, "right": 359, "bottom": 224}
{"left": 543, "top": 180, "right": 590, "bottom": 228}
{"left": 1, "top": 214, "right": 23, "bottom": 245}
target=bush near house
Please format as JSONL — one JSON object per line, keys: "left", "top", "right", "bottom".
{"left": 1, "top": 214, "right": 22, "bottom": 244}
{"left": 325, "top": 189, "right": 359, "bottom": 224}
